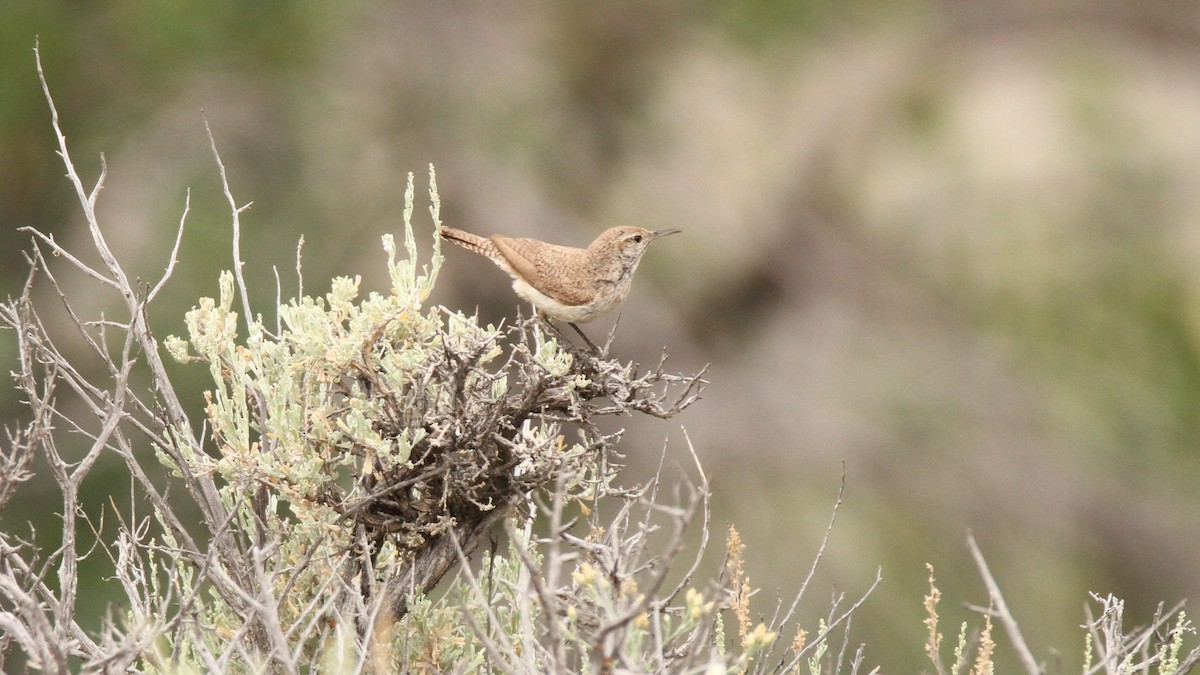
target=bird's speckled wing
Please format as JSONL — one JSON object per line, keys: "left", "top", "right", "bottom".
{"left": 491, "top": 236, "right": 594, "bottom": 306}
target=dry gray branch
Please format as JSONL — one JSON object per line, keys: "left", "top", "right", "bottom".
{"left": 966, "top": 530, "right": 1041, "bottom": 675}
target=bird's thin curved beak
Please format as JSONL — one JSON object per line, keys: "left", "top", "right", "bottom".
{"left": 651, "top": 228, "right": 682, "bottom": 239}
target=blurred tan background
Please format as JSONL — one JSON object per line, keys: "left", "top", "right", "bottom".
{"left": 4, "top": 1, "right": 1200, "bottom": 669}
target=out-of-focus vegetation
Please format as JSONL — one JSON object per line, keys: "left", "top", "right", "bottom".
{"left": 4, "top": 2, "right": 1200, "bottom": 670}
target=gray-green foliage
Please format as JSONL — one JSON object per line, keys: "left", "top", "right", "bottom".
{"left": 147, "top": 168, "right": 714, "bottom": 671}
{"left": 0, "top": 96, "right": 751, "bottom": 669}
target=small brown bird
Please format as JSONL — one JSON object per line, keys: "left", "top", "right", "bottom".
{"left": 440, "top": 225, "right": 680, "bottom": 347}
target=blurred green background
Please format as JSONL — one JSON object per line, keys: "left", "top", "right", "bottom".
{"left": 4, "top": 1, "right": 1200, "bottom": 670}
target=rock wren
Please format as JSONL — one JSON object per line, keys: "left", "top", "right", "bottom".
{"left": 440, "top": 225, "right": 680, "bottom": 347}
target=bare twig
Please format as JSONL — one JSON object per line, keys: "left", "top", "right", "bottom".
{"left": 772, "top": 568, "right": 881, "bottom": 672}
{"left": 966, "top": 530, "right": 1041, "bottom": 675}
{"left": 203, "top": 114, "right": 255, "bottom": 333}
{"left": 146, "top": 188, "right": 190, "bottom": 304}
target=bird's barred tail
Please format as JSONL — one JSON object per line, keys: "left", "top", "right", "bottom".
{"left": 439, "top": 227, "right": 498, "bottom": 259}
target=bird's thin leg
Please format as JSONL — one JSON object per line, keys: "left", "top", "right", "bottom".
{"left": 533, "top": 311, "right": 584, "bottom": 348}
{"left": 568, "top": 322, "right": 601, "bottom": 354}
{"left": 532, "top": 308, "right": 601, "bottom": 354}
{"left": 543, "top": 319, "right": 570, "bottom": 344}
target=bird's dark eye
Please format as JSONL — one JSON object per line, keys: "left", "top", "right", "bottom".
{"left": 632, "top": 234, "right": 643, "bottom": 243}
